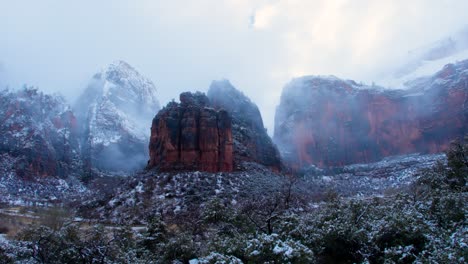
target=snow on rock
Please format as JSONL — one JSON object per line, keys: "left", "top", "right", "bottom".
{"left": 0, "top": 154, "right": 90, "bottom": 205}
{"left": 76, "top": 61, "right": 160, "bottom": 174}
{"left": 0, "top": 87, "right": 81, "bottom": 180}
{"left": 93, "top": 162, "right": 285, "bottom": 224}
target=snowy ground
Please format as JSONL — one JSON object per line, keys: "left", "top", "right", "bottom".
{"left": 301, "top": 153, "right": 446, "bottom": 197}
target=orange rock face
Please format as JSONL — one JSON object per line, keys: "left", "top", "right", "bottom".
{"left": 274, "top": 61, "right": 468, "bottom": 169}
{"left": 148, "top": 92, "right": 233, "bottom": 172}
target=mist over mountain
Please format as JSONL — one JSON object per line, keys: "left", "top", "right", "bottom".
{"left": 382, "top": 25, "right": 468, "bottom": 88}
{"left": 400, "top": 26, "right": 468, "bottom": 74}
{"left": 0, "top": 1, "right": 467, "bottom": 263}
{"left": 208, "top": 80, "right": 282, "bottom": 171}
{"left": 1, "top": 1, "right": 467, "bottom": 135}
{"left": 274, "top": 60, "right": 468, "bottom": 170}
{"left": 75, "top": 61, "right": 160, "bottom": 174}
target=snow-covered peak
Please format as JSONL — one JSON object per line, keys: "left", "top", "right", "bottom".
{"left": 77, "top": 61, "right": 160, "bottom": 129}
{"left": 106, "top": 60, "right": 135, "bottom": 74}
{"left": 75, "top": 61, "right": 161, "bottom": 173}
{"left": 94, "top": 60, "right": 159, "bottom": 109}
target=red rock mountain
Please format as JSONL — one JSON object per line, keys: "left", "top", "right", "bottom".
{"left": 0, "top": 88, "right": 81, "bottom": 179}
{"left": 274, "top": 60, "right": 468, "bottom": 169}
{"left": 148, "top": 92, "right": 233, "bottom": 172}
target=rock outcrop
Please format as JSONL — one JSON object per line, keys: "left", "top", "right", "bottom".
{"left": 0, "top": 88, "right": 81, "bottom": 179}
{"left": 208, "top": 80, "right": 282, "bottom": 171}
{"left": 274, "top": 60, "right": 468, "bottom": 169}
{"left": 148, "top": 92, "right": 233, "bottom": 172}
{"left": 75, "top": 61, "right": 160, "bottom": 174}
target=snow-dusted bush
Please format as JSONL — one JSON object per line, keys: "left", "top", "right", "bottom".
{"left": 242, "top": 233, "right": 315, "bottom": 263}
{"left": 190, "top": 252, "right": 243, "bottom": 264}
{"left": 0, "top": 238, "right": 33, "bottom": 264}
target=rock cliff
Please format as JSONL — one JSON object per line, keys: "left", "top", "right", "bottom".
{"left": 274, "top": 60, "right": 468, "bottom": 169}
{"left": 148, "top": 92, "right": 233, "bottom": 172}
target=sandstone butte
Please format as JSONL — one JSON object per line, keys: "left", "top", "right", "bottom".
{"left": 148, "top": 92, "right": 233, "bottom": 172}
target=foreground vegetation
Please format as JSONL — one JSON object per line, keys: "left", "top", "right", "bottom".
{"left": 0, "top": 139, "right": 466, "bottom": 263}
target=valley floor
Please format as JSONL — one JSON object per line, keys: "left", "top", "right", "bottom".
{"left": 0, "top": 151, "right": 466, "bottom": 263}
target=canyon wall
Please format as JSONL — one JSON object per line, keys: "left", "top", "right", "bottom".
{"left": 274, "top": 61, "right": 468, "bottom": 169}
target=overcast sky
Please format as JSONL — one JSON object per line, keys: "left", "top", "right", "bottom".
{"left": 1, "top": 0, "right": 467, "bottom": 133}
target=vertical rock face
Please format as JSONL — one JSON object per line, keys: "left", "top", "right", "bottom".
{"left": 274, "top": 60, "right": 468, "bottom": 169}
{"left": 208, "top": 80, "right": 282, "bottom": 171}
{"left": 75, "top": 61, "right": 160, "bottom": 174}
{"left": 148, "top": 92, "right": 233, "bottom": 172}
{"left": 0, "top": 88, "right": 81, "bottom": 179}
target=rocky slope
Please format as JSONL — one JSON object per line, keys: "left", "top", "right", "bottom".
{"left": 91, "top": 163, "right": 285, "bottom": 224}
{"left": 75, "top": 61, "right": 160, "bottom": 174}
{"left": 0, "top": 88, "right": 81, "bottom": 179}
{"left": 148, "top": 92, "right": 233, "bottom": 172}
{"left": 274, "top": 60, "right": 468, "bottom": 169}
{"left": 0, "top": 88, "right": 88, "bottom": 204}
{"left": 208, "top": 80, "right": 282, "bottom": 171}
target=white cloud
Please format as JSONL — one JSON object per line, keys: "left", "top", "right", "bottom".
{"left": 252, "top": 3, "right": 279, "bottom": 29}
